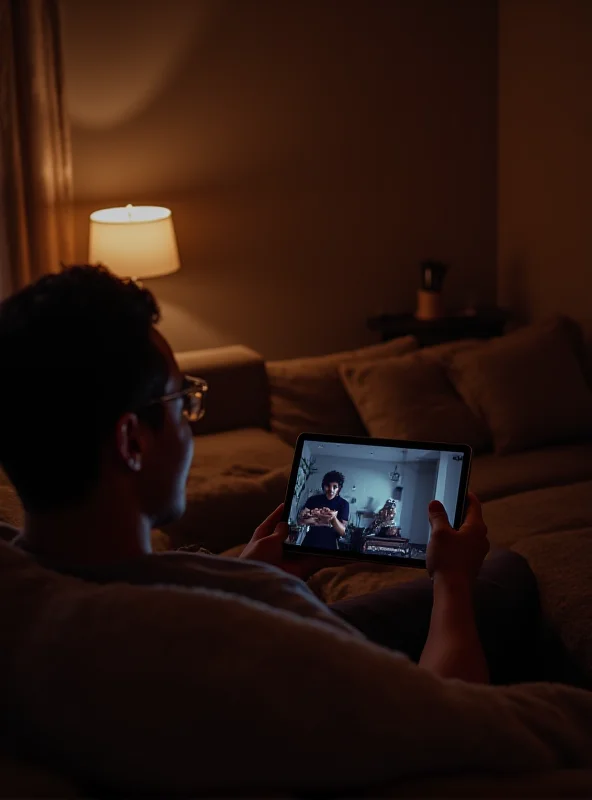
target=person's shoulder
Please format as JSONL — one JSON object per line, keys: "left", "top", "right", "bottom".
{"left": 339, "top": 496, "right": 350, "bottom": 507}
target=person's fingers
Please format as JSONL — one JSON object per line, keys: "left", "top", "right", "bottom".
{"left": 461, "top": 493, "right": 487, "bottom": 534}
{"left": 271, "top": 522, "right": 290, "bottom": 542}
{"left": 252, "top": 504, "right": 285, "bottom": 541}
{"left": 428, "top": 500, "right": 450, "bottom": 533}
{"left": 464, "top": 492, "right": 482, "bottom": 520}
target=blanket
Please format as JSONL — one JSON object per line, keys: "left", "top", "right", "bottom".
{"left": 1, "top": 540, "right": 592, "bottom": 797}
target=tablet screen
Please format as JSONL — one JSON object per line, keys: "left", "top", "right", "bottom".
{"left": 284, "top": 436, "right": 469, "bottom": 564}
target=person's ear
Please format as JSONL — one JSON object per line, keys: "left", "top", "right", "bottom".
{"left": 115, "top": 412, "right": 147, "bottom": 472}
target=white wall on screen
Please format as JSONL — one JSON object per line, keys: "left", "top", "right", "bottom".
{"left": 398, "top": 461, "right": 438, "bottom": 545}
{"left": 434, "top": 451, "right": 464, "bottom": 524}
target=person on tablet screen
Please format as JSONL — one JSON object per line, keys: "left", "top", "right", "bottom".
{"left": 298, "top": 471, "right": 349, "bottom": 550}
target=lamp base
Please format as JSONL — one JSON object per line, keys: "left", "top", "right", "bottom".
{"left": 415, "top": 290, "right": 443, "bottom": 321}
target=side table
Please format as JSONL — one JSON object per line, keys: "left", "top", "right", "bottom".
{"left": 367, "top": 308, "right": 511, "bottom": 347}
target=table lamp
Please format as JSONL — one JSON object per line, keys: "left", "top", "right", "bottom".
{"left": 89, "top": 204, "right": 181, "bottom": 282}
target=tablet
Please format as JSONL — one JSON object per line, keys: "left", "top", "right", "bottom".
{"left": 282, "top": 433, "right": 472, "bottom": 568}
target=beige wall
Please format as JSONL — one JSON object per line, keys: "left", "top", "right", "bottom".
{"left": 60, "top": 0, "right": 497, "bottom": 359}
{"left": 498, "top": 0, "right": 592, "bottom": 338}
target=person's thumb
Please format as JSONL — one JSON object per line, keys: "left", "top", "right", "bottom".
{"left": 271, "top": 522, "right": 290, "bottom": 542}
{"left": 428, "top": 500, "right": 450, "bottom": 532}
{"left": 251, "top": 505, "right": 284, "bottom": 541}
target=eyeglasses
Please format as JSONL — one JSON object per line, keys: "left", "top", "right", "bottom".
{"left": 149, "top": 375, "right": 208, "bottom": 423}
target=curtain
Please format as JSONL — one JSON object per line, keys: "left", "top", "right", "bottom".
{"left": 0, "top": 0, "right": 74, "bottom": 297}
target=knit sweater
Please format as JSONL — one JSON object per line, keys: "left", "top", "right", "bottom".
{"left": 1, "top": 540, "right": 592, "bottom": 796}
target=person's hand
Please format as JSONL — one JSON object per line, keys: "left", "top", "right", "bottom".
{"left": 240, "top": 505, "right": 336, "bottom": 580}
{"left": 426, "top": 492, "right": 489, "bottom": 585}
{"left": 300, "top": 509, "right": 326, "bottom": 526}
{"left": 316, "top": 508, "right": 337, "bottom": 526}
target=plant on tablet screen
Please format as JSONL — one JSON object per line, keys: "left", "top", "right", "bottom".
{"left": 294, "top": 456, "right": 317, "bottom": 511}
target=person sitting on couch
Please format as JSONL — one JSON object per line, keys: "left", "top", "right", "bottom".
{"left": 0, "top": 265, "right": 544, "bottom": 686}
{"left": 298, "top": 471, "right": 350, "bottom": 550}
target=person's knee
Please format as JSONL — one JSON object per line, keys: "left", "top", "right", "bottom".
{"left": 483, "top": 548, "right": 539, "bottom": 593}
{"left": 477, "top": 549, "right": 541, "bottom": 625}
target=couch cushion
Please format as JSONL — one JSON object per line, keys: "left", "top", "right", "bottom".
{"left": 512, "top": 528, "right": 592, "bottom": 682}
{"left": 481, "top": 479, "right": 592, "bottom": 549}
{"left": 450, "top": 318, "right": 592, "bottom": 455}
{"left": 188, "top": 426, "right": 293, "bottom": 477}
{"left": 267, "top": 336, "right": 417, "bottom": 446}
{"left": 163, "top": 428, "right": 293, "bottom": 552}
{"left": 339, "top": 341, "right": 490, "bottom": 452}
{"left": 470, "top": 442, "right": 592, "bottom": 502}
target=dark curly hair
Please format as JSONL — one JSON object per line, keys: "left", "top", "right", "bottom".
{"left": 322, "top": 471, "right": 345, "bottom": 491}
{"left": 0, "top": 265, "right": 170, "bottom": 513}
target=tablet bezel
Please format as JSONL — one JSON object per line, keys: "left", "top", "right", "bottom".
{"left": 282, "top": 433, "right": 472, "bottom": 568}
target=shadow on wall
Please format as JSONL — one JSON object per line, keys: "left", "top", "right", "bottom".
{"left": 63, "top": 0, "right": 498, "bottom": 358}
{"left": 62, "top": 0, "right": 213, "bottom": 131}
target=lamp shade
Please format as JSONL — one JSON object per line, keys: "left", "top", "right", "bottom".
{"left": 89, "top": 205, "right": 181, "bottom": 279}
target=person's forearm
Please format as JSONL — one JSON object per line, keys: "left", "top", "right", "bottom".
{"left": 418, "top": 575, "right": 489, "bottom": 684}
{"left": 331, "top": 518, "right": 346, "bottom": 537}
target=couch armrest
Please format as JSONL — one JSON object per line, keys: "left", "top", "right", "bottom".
{"left": 175, "top": 345, "right": 270, "bottom": 435}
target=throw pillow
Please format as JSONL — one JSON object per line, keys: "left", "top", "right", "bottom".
{"left": 339, "top": 340, "right": 491, "bottom": 452}
{"left": 449, "top": 318, "right": 592, "bottom": 455}
{"left": 267, "top": 336, "right": 417, "bottom": 445}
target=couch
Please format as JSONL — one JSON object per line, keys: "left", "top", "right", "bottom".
{"left": 177, "top": 321, "right": 592, "bottom": 681}
{"left": 170, "top": 318, "right": 592, "bottom": 687}
{"left": 1, "top": 317, "right": 592, "bottom": 796}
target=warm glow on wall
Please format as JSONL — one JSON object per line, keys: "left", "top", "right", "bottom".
{"left": 89, "top": 204, "right": 181, "bottom": 280}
